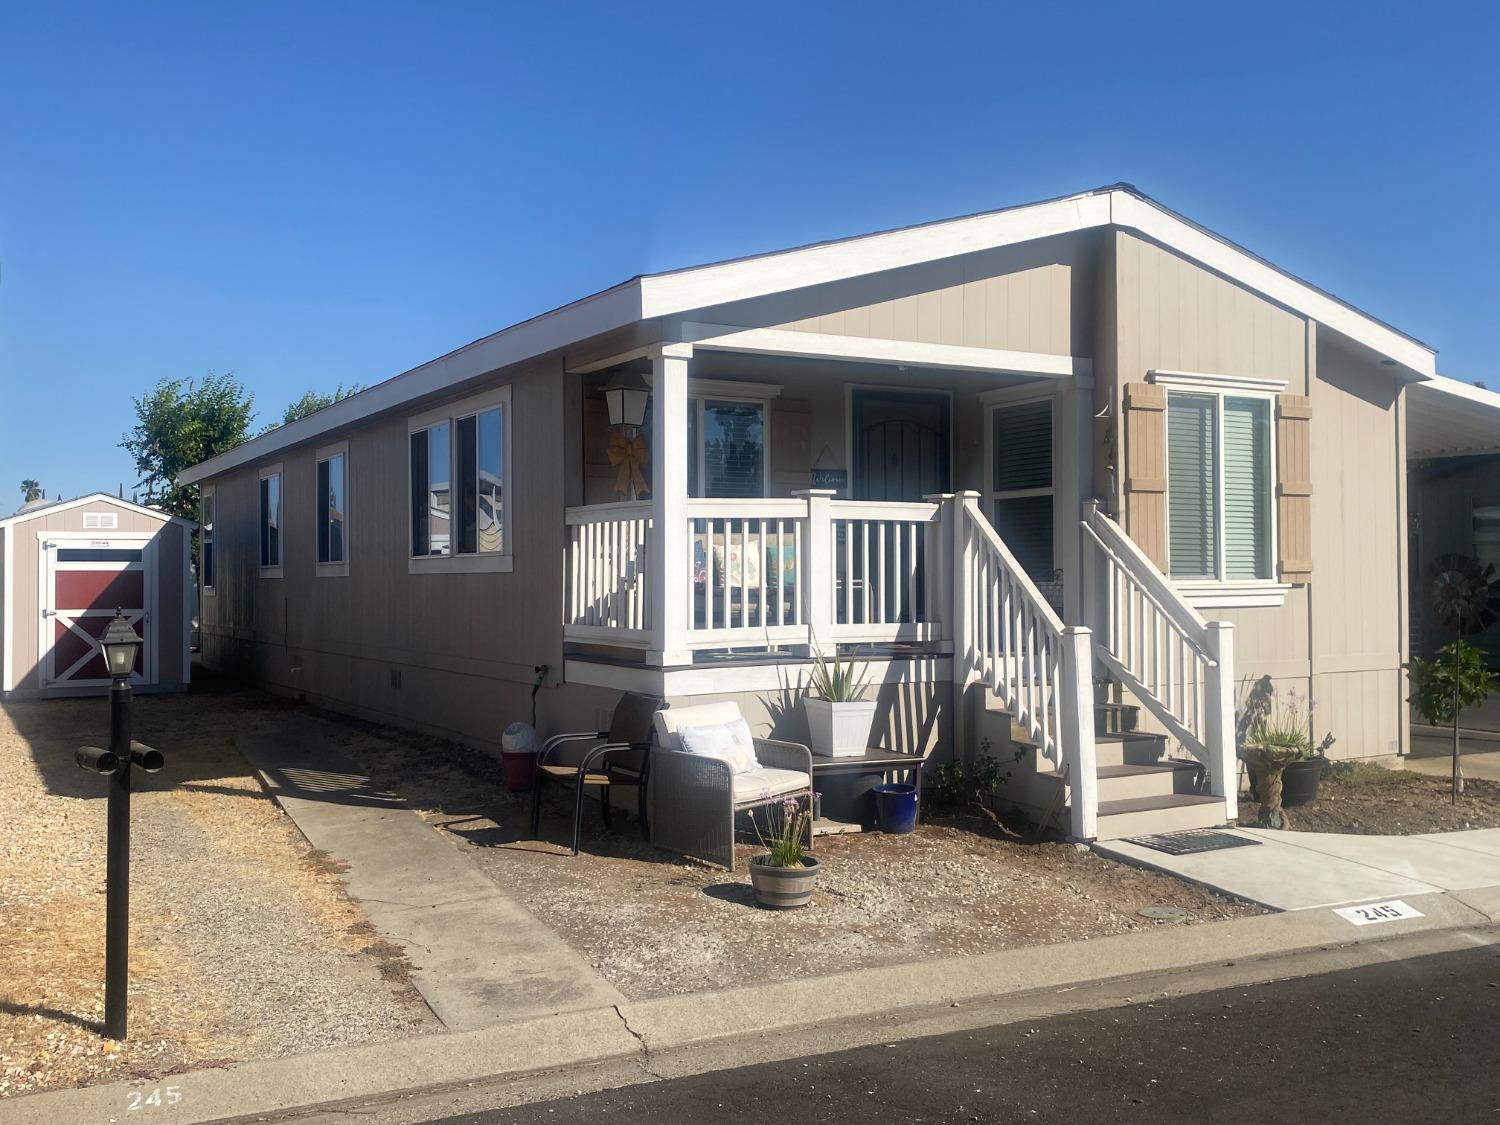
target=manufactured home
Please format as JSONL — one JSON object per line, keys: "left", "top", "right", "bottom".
{"left": 180, "top": 184, "right": 1449, "bottom": 840}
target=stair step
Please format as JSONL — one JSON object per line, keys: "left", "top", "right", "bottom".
{"left": 1092, "top": 731, "right": 1168, "bottom": 768}
{"left": 1094, "top": 701, "right": 1140, "bottom": 734}
{"left": 1038, "top": 761, "right": 1202, "bottom": 802}
{"left": 1093, "top": 793, "right": 1226, "bottom": 841}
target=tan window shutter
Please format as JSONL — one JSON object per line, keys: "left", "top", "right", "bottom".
{"left": 1276, "top": 395, "right": 1312, "bottom": 583}
{"left": 1123, "top": 382, "right": 1168, "bottom": 570}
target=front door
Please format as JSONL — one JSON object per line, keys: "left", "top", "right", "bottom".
{"left": 851, "top": 389, "right": 951, "bottom": 501}
{"left": 40, "top": 538, "right": 156, "bottom": 689}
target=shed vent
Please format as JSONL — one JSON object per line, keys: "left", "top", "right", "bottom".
{"left": 83, "top": 512, "right": 119, "bottom": 529}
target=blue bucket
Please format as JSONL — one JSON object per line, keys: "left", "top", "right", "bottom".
{"left": 872, "top": 782, "right": 919, "bottom": 835}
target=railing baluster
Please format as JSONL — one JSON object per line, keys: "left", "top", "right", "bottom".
{"left": 876, "top": 522, "right": 887, "bottom": 625}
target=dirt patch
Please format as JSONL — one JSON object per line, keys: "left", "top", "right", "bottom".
{"left": 332, "top": 720, "right": 1263, "bottom": 1002}
{"left": 1281, "top": 761, "right": 1500, "bottom": 835}
{"left": 0, "top": 672, "right": 435, "bottom": 1099}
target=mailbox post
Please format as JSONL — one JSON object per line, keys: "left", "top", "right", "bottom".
{"left": 74, "top": 610, "right": 164, "bottom": 1041}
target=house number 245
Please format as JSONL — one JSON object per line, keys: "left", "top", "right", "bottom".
{"left": 126, "top": 1086, "right": 182, "bottom": 1110}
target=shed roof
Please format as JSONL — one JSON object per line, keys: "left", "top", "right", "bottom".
{"left": 179, "top": 183, "right": 1441, "bottom": 486}
{"left": 0, "top": 492, "right": 194, "bottom": 530}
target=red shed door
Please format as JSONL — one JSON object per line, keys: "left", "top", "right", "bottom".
{"left": 41, "top": 538, "right": 156, "bottom": 689}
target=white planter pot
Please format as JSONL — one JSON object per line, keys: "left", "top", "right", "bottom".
{"left": 804, "top": 697, "right": 878, "bottom": 758}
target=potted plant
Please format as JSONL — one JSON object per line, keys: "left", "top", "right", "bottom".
{"left": 803, "top": 648, "right": 876, "bottom": 757}
{"left": 748, "top": 798, "right": 820, "bottom": 908}
{"left": 1239, "top": 685, "right": 1317, "bottom": 829}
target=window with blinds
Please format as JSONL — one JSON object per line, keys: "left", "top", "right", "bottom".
{"left": 702, "top": 400, "right": 764, "bottom": 499}
{"left": 1167, "top": 390, "right": 1272, "bottom": 582}
{"left": 987, "top": 399, "right": 1055, "bottom": 580}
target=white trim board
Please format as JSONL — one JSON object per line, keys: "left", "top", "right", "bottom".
{"left": 177, "top": 186, "right": 1438, "bottom": 487}
{"left": 564, "top": 654, "right": 954, "bottom": 696}
{"left": 1, "top": 524, "right": 11, "bottom": 692}
{"left": 685, "top": 325, "right": 1092, "bottom": 379}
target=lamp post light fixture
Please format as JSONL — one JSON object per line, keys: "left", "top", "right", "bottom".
{"left": 74, "top": 608, "right": 164, "bottom": 1041}
{"left": 602, "top": 370, "right": 651, "bottom": 431}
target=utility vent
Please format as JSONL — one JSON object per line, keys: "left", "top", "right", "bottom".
{"left": 389, "top": 668, "right": 402, "bottom": 690}
{"left": 83, "top": 512, "right": 119, "bottom": 529}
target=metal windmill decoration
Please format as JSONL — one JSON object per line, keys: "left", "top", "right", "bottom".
{"left": 1424, "top": 553, "right": 1500, "bottom": 635}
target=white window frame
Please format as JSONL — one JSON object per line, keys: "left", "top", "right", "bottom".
{"left": 1151, "top": 370, "right": 1289, "bottom": 609}
{"left": 688, "top": 381, "right": 777, "bottom": 498}
{"left": 408, "top": 385, "right": 513, "bottom": 574}
{"left": 315, "top": 440, "right": 350, "bottom": 578}
{"left": 258, "top": 463, "right": 283, "bottom": 579}
{"left": 981, "top": 387, "right": 1058, "bottom": 580}
{"left": 200, "top": 485, "right": 216, "bottom": 594}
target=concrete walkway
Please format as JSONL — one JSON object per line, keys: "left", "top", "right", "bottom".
{"left": 1094, "top": 827, "right": 1500, "bottom": 911}
{"left": 238, "top": 720, "right": 624, "bottom": 1030}
{"left": 1403, "top": 747, "right": 1500, "bottom": 782}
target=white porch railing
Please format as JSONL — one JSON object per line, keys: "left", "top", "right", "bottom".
{"left": 949, "top": 492, "right": 1097, "bottom": 839}
{"left": 564, "top": 492, "right": 951, "bottom": 654}
{"left": 564, "top": 501, "right": 653, "bottom": 645}
{"left": 1080, "top": 500, "right": 1237, "bottom": 820}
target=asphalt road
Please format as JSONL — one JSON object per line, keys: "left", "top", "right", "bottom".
{"left": 427, "top": 944, "right": 1500, "bottom": 1125}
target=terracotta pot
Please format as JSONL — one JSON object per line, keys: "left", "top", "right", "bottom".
{"left": 748, "top": 854, "right": 821, "bottom": 909}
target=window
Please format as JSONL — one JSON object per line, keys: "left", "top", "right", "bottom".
{"left": 639, "top": 385, "right": 774, "bottom": 499}
{"left": 409, "top": 387, "right": 511, "bottom": 572}
{"left": 258, "top": 465, "right": 282, "bottom": 576}
{"left": 317, "top": 443, "right": 348, "bottom": 574}
{"left": 986, "top": 398, "right": 1054, "bottom": 581}
{"left": 200, "top": 489, "right": 215, "bottom": 591}
{"left": 1166, "top": 390, "right": 1272, "bottom": 582}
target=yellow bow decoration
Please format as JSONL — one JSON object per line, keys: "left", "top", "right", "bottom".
{"left": 607, "top": 430, "right": 649, "bottom": 499}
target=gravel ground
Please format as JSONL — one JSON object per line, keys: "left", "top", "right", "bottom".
{"left": 1282, "top": 760, "right": 1500, "bottom": 834}
{"left": 0, "top": 673, "right": 435, "bottom": 1099}
{"left": 334, "top": 720, "right": 1264, "bottom": 1001}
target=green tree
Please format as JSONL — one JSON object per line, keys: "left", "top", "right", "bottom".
{"left": 121, "top": 372, "right": 256, "bottom": 523}
{"left": 1407, "top": 640, "right": 1498, "bottom": 803}
{"left": 19, "top": 479, "right": 42, "bottom": 504}
{"left": 271, "top": 383, "right": 364, "bottom": 430}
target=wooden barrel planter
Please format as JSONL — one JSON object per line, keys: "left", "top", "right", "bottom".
{"left": 748, "top": 855, "right": 821, "bottom": 908}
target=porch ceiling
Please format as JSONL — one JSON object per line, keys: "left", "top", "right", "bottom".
{"left": 1409, "top": 376, "right": 1500, "bottom": 459}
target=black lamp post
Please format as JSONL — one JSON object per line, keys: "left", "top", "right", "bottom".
{"left": 74, "top": 609, "right": 162, "bottom": 1041}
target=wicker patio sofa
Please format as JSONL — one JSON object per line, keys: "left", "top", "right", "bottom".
{"left": 648, "top": 702, "right": 814, "bottom": 871}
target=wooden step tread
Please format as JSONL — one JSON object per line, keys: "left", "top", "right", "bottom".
{"left": 1094, "top": 731, "right": 1167, "bottom": 745}
{"left": 1097, "top": 792, "right": 1222, "bottom": 817}
{"left": 1038, "top": 762, "right": 1181, "bottom": 783}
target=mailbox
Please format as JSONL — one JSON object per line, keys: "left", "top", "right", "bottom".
{"left": 75, "top": 746, "right": 120, "bottom": 774}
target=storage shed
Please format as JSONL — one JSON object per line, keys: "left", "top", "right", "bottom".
{"left": 1, "top": 493, "right": 193, "bottom": 698}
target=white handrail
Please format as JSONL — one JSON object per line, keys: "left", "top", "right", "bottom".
{"left": 1081, "top": 501, "right": 1237, "bottom": 820}
{"left": 953, "top": 493, "right": 1096, "bottom": 838}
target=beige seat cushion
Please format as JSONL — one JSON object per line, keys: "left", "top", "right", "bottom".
{"left": 731, "top": 767, "right": 810, "bottom": 804}
{"left": 653, "top": 702, "right": 744, "bottom": 750}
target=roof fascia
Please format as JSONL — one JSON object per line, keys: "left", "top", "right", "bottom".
{"left": 641, "top": 188, "right": 1436, "bottom": 378}
{"left": 178, "top": 279, "right": 644, "bottom": 486}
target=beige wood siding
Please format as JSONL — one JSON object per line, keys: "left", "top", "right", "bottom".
{"left": 1308, "top": 333, "right": 1408, "bottom": 758}
{"left": 199, "top": 357, "right": 569, "bottom": 748}
{"left": 690, "top": 231, "right": 1101, "bottom": 359}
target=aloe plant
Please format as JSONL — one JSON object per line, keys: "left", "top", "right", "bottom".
{"left": 809, "top": 647, "right": 871, "bottom": 702}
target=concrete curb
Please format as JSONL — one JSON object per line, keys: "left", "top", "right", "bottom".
{"left": 6, "top": 893, "right": 1496, "bottom": 1125}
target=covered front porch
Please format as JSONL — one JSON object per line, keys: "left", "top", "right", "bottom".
{"left": 560, "top": 329, "right": 1095, "bottom": 677}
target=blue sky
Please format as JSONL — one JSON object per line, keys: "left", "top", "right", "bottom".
{"left": 1, "top": 1, "right": 1496, "bottom": 505}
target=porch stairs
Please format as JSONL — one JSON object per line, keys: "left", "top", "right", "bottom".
{"left": 978, "top": 694, "right": 1226, "bottom": 840}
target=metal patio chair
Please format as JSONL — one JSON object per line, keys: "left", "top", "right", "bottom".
{"left": 530, "top": 691, "right": 664, "bottom": 854}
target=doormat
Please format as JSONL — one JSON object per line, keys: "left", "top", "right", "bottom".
{"left": 1126, "top": 830, "right": 1261, "bottom": 856}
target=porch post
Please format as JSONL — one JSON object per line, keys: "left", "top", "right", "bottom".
{"left": 1061, "top": 625, "right": 1098, "bottom": 840}
{"left": 949, "top": 491, "right": 980, "bottom": 765}
{"left": 1203, "top": 620, "right": 1239, "bottom": 822}
{"left": 648, "top": 343, "right": 692, "bottom": 666}
{"left": 792, "top": 489, "right": 836, "bottom": 654}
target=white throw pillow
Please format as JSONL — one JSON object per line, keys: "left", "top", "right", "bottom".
{"left": 677, "top": 718, "right": 760, "bottom": 774}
